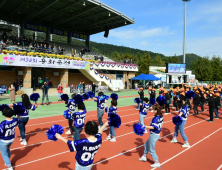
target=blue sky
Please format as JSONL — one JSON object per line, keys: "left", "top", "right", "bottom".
{"left": 91, "top": 0, "right": 222, "bottom": 57}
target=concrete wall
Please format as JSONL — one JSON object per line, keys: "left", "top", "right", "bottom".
{"left": 0, "top": 67, "right": 23, "bottom": 89}
{"left": 68, "top": 73, "right": 92, "bottom": 86}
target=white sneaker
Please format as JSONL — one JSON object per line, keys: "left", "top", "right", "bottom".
{"left": 20, "top": 140, "right": 27, "bottom": 146}
{"left": 139, "top": 155, "right": 147, "bottom": 162}
{"left": 20, "top": 138, "right": 22, "bottom": 141}
{"left": 103, "top": 127, "right": 107, "bottom": 131}
{"left": 8, "top": 167, "right": 13, "bottom": 170}
{"left": 182, "top": 143, "right": 190, "bottom": 148}
{"left": 69, "top": 135, "right": 74, "bottom": 138}
{"left": 106, "top": 135, "right": 111, "bottom": 140}
{"left": 110, "top": 137, "right": 116, "bottom": 142}
{"left": 170, "top": 138, "right": 178, "bottom": 143}
{"left": 65, "top": 130, "right": 71, "bottom": 135}
{"left": 98, "top": 126, "right": 101, "bottom": 130}
{"left": 150, "top": 162, "right": 161, "bottom": 168}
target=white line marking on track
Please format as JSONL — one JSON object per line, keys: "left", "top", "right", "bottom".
{"left": 29, "top": 104, "right": 135, "bottom": 120}
{"left": 151, "top": 127, "right": 222, "bottom": 170}
{"left": 217, "top": 164, "right": 222, "bottom": 170}
{"left": 7, "top": 117, "right": 208, "bottom": 168}
{"left": 92, "top": 118, "right": 208, "bottom": 166}
{"left": 12, "top": 114, "right": 167, "bottom": 150}
{"left": 26, "top": 108, "right": 136, "bottom": 127}
{"left": 15, "top": 110, "right": 141, "bottom": 138}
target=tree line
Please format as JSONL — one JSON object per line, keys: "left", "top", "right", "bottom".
{"left": 40, "top": 33, "right": 221, "bottom": 81}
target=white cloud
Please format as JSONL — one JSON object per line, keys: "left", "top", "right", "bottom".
{"left": 109, "top": 27, "right": 169, "bottom": 39}
{"left": 141, "top": 41, "right": 148, "bottom": 46}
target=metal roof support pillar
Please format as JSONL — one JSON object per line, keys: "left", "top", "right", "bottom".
{"left": 20, "top": 22, "right": 25, "bottom": 37}
{"left": 85, "top": 35, "right": 90, "bottom": 51}
{"left": 67, "top": 32, "right": 72, "bottom": 45}
{"left": 46, "top": 27, "right": 50, "bottom": 42}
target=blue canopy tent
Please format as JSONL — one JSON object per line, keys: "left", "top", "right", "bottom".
{"left": 131, "top": 74, "right": 161, "bottom": 89}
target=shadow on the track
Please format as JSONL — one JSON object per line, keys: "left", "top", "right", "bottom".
{"left": 159, "top": 127, "right": 172, "bottom": 142}
{"left": 25, "top": 127, "right": 49, "bottom": 142}
{"left": 120, "top": 138, "right": 155, "bottom": 164}
{"left": 11, "top": 143, "right": 41, "bottom": 166}
{"left": 58, "top": 162, "right": 72, "bottom": 170}
{"left": 92, "top": 158, "right": 109, "bottom": 170}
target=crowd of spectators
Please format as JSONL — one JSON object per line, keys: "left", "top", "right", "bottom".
{"left": 0, "top": 33, "right": 65, "bottom": 54}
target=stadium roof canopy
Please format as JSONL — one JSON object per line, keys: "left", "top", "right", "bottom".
{"left": 0, "top": 0, "right": 135, "bottom": 35}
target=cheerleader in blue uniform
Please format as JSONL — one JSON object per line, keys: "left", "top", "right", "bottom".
{"left": 0, "top": 108, "right": 20, "bottom": 170}
{"left": 71, "top": 102, "right": 87, "bottom": 141}
{"left": 138, "top": 98, "right": 151, "bottom": 133}
{"left": 56, "top": 121, "right": 109, "bottom": 170}
{"left": 171, "top": 98, "right": 190, "bottom": 148}
{"left": 106, "top": 100, "right": 118, "bottom": 142}
{"left": 9, "top": 94, "right": 38, "bottom": 145}
{"left": 139, "top": 104, "right": 163, "bottom": 168}
{"left": 65, "top": 93, "right": 77, "bottom": 135}
{"left": 94, "top": 92, "right": 107, "bottom": 130}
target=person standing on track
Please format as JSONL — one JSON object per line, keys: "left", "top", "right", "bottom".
{"left": 55, "top": 121, "right": 109, "bottom": 170}
{"left": 199, "top": 88, "right": 206, "bottom": 112}
{"left": 139, "top": 104, "right": 163, "bottom": 168}
{"left": 9, "top": 94, "right": 38, "bottom": 146}
{"left": 214, "top": 92, "right": 220, "bottom": 119}
{"left": 171, "top": 98, "right": 190, "bottom": 148}
{"left": 193, "top": 90, "right": 200, "bottom": 115}
{"left": 164, "top": 90, "right": 170, "bottom": 114}
{"left": 137, "top": 87, "right": 144, "bottom": 110}
{"left": 0, "top": 108, "right": 20, "bottom": 170}
{"left": 206, "top": 91, "right": 215, "bottom": 122}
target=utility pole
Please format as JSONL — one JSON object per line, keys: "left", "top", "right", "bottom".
{"left": 182, "top": 0, "right": 191, "bottom": 64}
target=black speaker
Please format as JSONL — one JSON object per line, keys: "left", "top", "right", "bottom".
{"left": 169, "top": 75, "right": 172, "bottom": 83}
{"left": 184, "top": 75, "right": 188, "bottom": 83}
{"left": 104, "top": 26, "right": 109, "bottom": 38}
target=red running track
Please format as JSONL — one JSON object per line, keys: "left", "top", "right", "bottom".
{"left": 0, "top": 104, "right": 221, "bottom": 170}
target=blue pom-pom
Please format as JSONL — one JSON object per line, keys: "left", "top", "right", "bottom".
{"left": 87, "top": 91, "right": 95, "bottom": 98}
{"left": 156, "top": 95, "right": 166, "bottom": 105}
{"left": 74, "top": 94, "right": 84, "bottom": 104}
{"left": 133, "top": 123, "right": 146, "bottom": 136}
{"left": 83, "top": 93, "right": 90, "bottom": 100}
{"left": 61, "top": 94, "right": 69, "bottom": 103}
{"left": 172, "top": 116, "right": 183, "bottom": 125}
{"left": 150, "top": 98, "right": 156, "bottom": 105}
{"left": 46, "top": 124, "right": 64, "bottom": 141}
{"left": 108, "top": 113, "right": 121, "bottom": 128}
{"left": 0, "top": 104, "right": 9, "bottom": 111}
{"left": 30, "top": 93, "right": 40, "bottom": 102}
{"left": 185, "top": 91, "right": 195, "bottom": 99}
{"left": 13, "top": 105, "right": 26, "bottom": 115}
{"left": 134, "top": 98, "right": 141, "bottom": 104}
{"left": 63, "top": 110, "right": 71, "bottom": 119}
{"left": 100, "top": 95, "right": 109, "bottom": 101}
{"left": 110, "top": 93, "right": 118, "bottom": 100}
